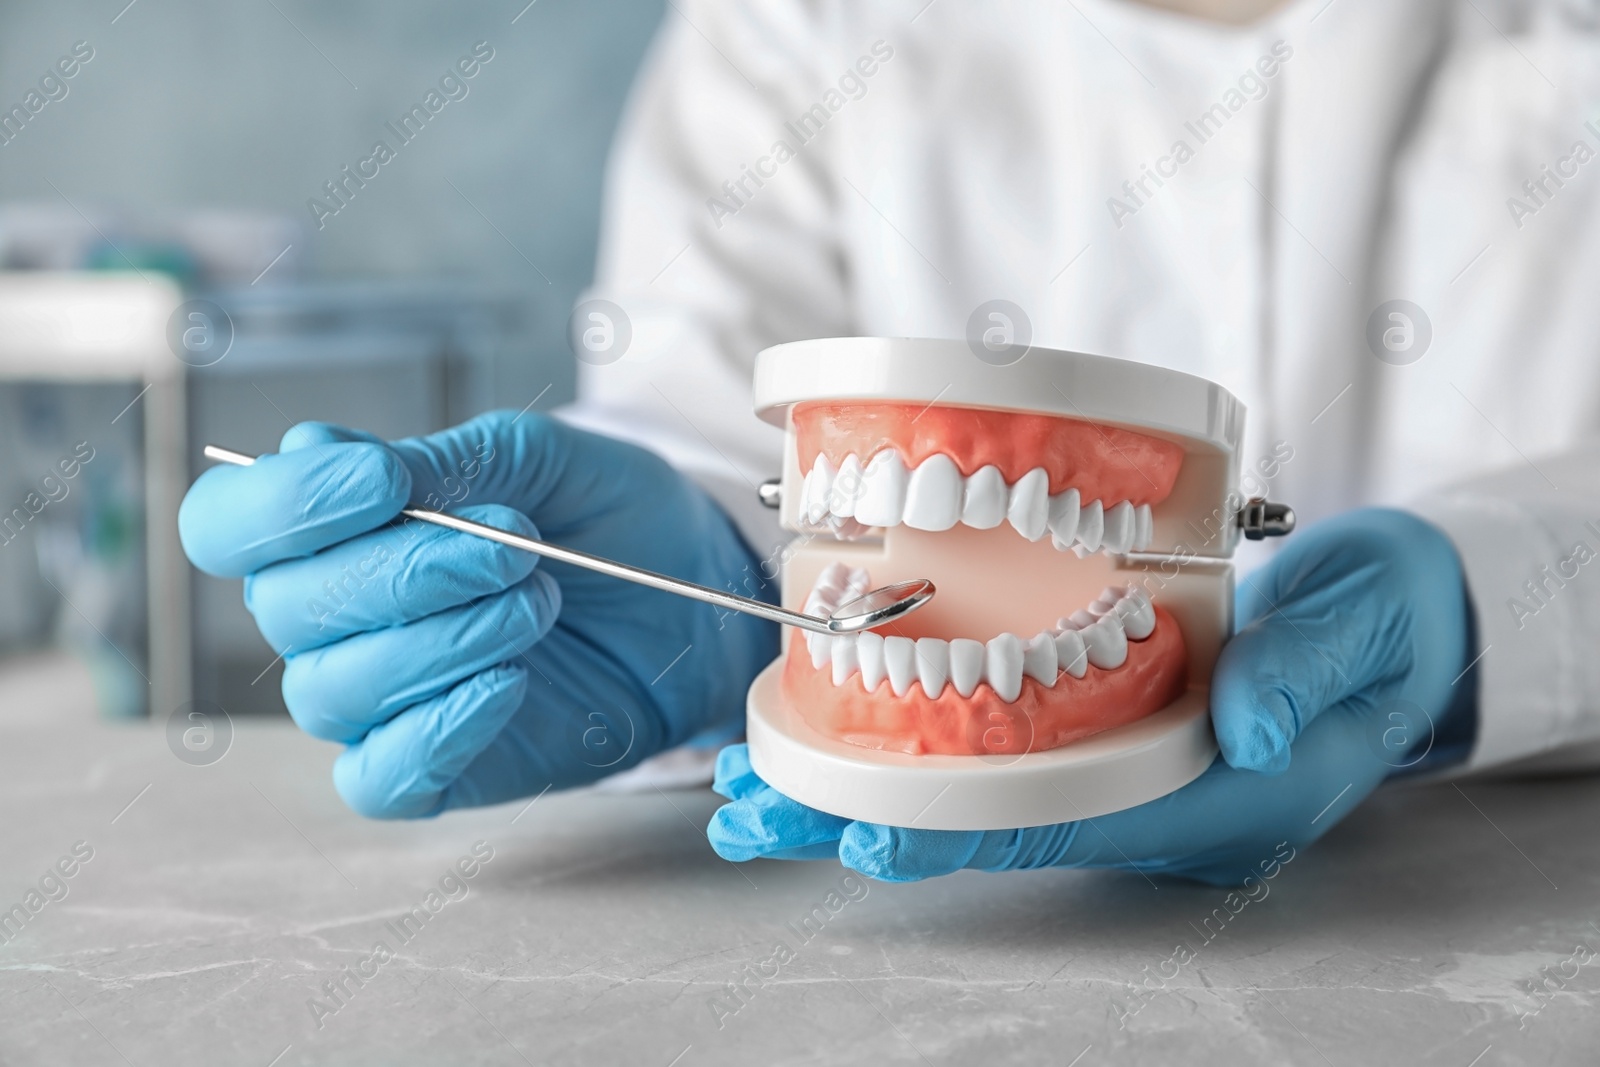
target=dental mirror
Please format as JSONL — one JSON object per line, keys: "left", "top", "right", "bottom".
{"left": 203, "top": 444, "right": 935, "bottom": 637}
{"left": 825, "top": 579, "right": 937, "bottom": 634}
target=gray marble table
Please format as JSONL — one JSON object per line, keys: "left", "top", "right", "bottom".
{"left": 2, "top": 652, "right": 1597, "bottom": 1066}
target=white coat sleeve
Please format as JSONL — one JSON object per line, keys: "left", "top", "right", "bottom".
{"left": 1413, "top": 443, "right": 1600, "bottom": 774}
{"left": 556, "top": 0, "right": 858, "bottom": 560}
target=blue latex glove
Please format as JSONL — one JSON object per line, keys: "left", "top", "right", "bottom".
{"left": 708, "top": 508, "right": 1479, "bottom": 884}
{"left": 180, "top": 412, "right": 777, "bottom": 817}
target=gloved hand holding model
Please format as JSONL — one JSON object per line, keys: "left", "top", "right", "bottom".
{"left": 708, "top": 508, "right": 1478, "bottom": 884}
{"left": 179, "top": 412, "right": 777, "bottom": 817}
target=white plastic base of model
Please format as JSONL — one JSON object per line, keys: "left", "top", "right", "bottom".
{"left": 746, "top": 661, "right": 1218, "bottom": 831}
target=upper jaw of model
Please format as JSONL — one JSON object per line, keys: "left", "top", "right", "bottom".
{"left": 792, "top": 401, "right": 1182, "bottom": 555}
{"left": 780, "top": 399, "right": 1192, "bottom": 757}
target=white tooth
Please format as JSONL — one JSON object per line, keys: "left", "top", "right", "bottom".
{"left": 949, "top": 638, "right": 984, "bottom": 698}
{"left": 884, "top": 636, "right": 918, "bottom": 697}
{"left": 818, "top": 560, "right": 851, "bottom": 589}
{"left": 1069, "top": 609, "right": 1097, "bottom": 630}
{"left": 1006, "top": 468, "right": 1050, "bottom": 541}
{"left": 1076, "top": 499, "right": 1104, "bottom": 551}
{"left": 832, "top": 563, "right": 870, "bottom": 614}
{"left": 903, "top": 454, "right": 963, "bottom": 532}
{"left": 1048, "top": 488, "right": 1080, "bottom": 548}
{"left": 1053, "top": 628, "right": 1089, "bottom": 677}
{"left": 803, "top": 455, "right": 836, "bottom": 524}
{"left": 831, "top": 454, "right": 865, "bottom": 518}
{"left": 1111, "top": 598, "right": 1151, "bottom": 640}
{"left": 1103, "top": 501, "right": 1135, "bottom": 554}
{"left": 802, "top": 574, "right": 844, "bottom": 664}
{"left": 915, "top": 638, "right": 950, "bottom": 698}
{"left": 1118, "top": 590, "right": 1157, "bottom": 640}
{"left": 984, "top": 633, "right": 1024, "bottom": 702}
{"left": 806, "top": 631, "right": 831, "bottom": 667}
{"left": 1082, "top": 614, "right": 1128, "bottom": 669}
{"left": 854, "top": 451, "right": 909, "bottom": 528}
{"left": 842, "top": 566, "right": 872, "bottom": 604}
{"left": 856, "top": 632, "right": 886, "bottom": 693}
{"left": 960, "top": 465, "right": 1007, "bottom": 529}
{"left": 1023, "top": 632, "right": 1058, "bottom": 687}
{"left": 828, "top": 515, "right": 872, "bottom": 541}
{"left": 804, "top": 563, "right": 849, "bottom": 617}
{"left": 831, "top": 635, "right": 860, "bottom": 685}
{"left": 1071, "top": 544, "right": 1095, "bottom": 558}
{"left": 1135, "top": 503, "right": 1154, "bottom": 549}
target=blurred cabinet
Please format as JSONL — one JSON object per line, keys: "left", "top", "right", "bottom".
{"left": 0, "top": 273, "right": 569, "bottom": 721}
{"left": 0, "top": 273, "right": 187, "bottom": 720}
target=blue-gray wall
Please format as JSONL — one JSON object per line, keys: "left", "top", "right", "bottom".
{"left": 0, "top": 0, "right": 665, "bottom": 390}
{"left": 0, "top": 1, "right": 667, "bottom": 712}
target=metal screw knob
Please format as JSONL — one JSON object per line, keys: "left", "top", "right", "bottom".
{"left": 758, "top": 478, "right": 782, "bottom": 509}
{"left": 1238, "top": 498, "right": 1296, "bottom": 540}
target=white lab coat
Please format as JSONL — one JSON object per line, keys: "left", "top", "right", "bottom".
{"left": 563, "top": 0, "right": 1600, "bottom": 776}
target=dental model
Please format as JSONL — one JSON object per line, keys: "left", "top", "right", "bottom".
{"left": 744, "top": 338, "right": 1292, "bottom": 830}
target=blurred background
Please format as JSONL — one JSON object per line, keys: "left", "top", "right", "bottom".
{"left": 0, "top": 0, "right": 664, "bottom": 721}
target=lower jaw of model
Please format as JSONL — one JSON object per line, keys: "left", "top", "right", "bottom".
{"left": 780, "top": 401, "right": 1191, "bottom": 757}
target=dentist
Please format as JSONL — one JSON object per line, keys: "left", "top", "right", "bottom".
{"left": 181, "top": 0, "right": 1600, "bottom": 883}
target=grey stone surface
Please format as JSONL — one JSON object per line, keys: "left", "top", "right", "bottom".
{"left": 2, "top": 652, "right": 1598, "bottom": 1066}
